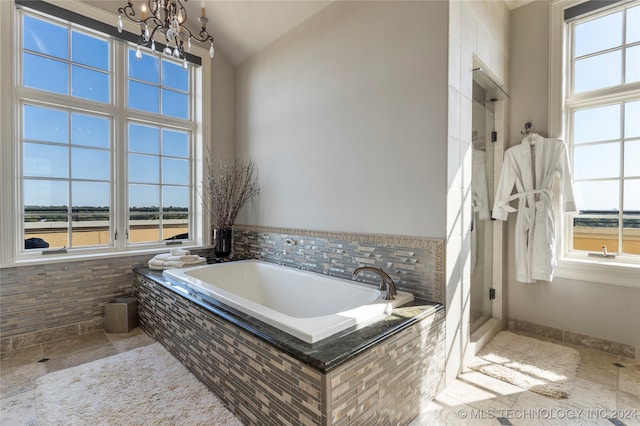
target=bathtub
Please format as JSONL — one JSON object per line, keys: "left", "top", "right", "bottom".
{"left": 162, "top": 259, "right": 414, "bottom": 343}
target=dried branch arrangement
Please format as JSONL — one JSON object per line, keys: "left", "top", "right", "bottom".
{"left": 202, "top": 153, "right": 260, "bottom": 230}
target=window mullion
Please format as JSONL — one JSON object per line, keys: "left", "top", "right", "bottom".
{"left": 114, "top": 40, "right": 127, "bottom": 251}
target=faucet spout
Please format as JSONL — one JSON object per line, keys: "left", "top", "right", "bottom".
{"left": 352, "top": 266, "right": 397, "bottom": 300}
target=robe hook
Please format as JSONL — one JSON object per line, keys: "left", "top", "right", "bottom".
{"left": 521, "top": 122, "right": 532, "bottom": 135}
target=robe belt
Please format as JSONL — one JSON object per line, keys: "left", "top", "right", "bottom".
{"left": 496, "top": 189, "right": 553, "bottom": 231}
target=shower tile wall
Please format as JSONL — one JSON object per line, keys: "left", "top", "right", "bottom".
{"left": 233, "top": 225, "right": 444, "bottom": 303}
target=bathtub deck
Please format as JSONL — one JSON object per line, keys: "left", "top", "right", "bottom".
{"left": 134, "top": 267, "right": 446, "bottom": 425}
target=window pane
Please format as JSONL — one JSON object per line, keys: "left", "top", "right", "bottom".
{"left": 622, "top": 217, "right": 640, "bottom": 255}
{"left": 24, "top": 143, "right": 68, "bottom": 178}
{"left": 574, "top": 50, "right": 621, "bottom": 93}
{"left": 23, "top": 53, "right": 68, "bottom": 94}
{"left": 627, "top": 6, "right": 640, "bottom": 44}
{"left": 129, "top": 184, "right": 159, "bottom": 208}
{"left": 572, "top": 216, "right": 619, "bottom": 253}
{"left": 162, "top": 60, "right": 188, "bottom": 91}
{"left": 72, "top": 114, "right": 109, "bottom": 148}
{"left": 71, "top": 222, "right": 110, "bottom": 247}
{"left": 24, "top": 218, "right": 68, "bottom": 250}
{"left": 24, "top": 105, "right": 69, "bottom": 143}
{"left": 625, "top": 101, "right": 640, "bottom": 138}
{"left": 625, "top": 139, "right": 640, "bottom": 177}
{"left": 162, "top": 129, "right": 188, "bottom": 157}
{"left": 128, "top": 80, "right": 159, "bottom": 113}
{"left": 162, "top": 89, "right": 188, "bottom": 119}
{"left": 128, "top": 50, "right": 159, "bottom": 83}
{"left": 574, "top": 104, "right": 620, "bottom": 143}
{"left": 163, "top": 186, "right": 189, "bottom": 210}
{"left": 24, "top": 179, "right": 68, "bottom": 207}
{"left": 624, "top": 179, "right": 640, "bottom": 211}
{"left": 129, "top": 184, "right": 160, "bottom": 243}
{"left": 574, "top": 143, "right": 620, "bottom": 179}
{"left": 162, "top": 158, "right": 188, "bottom": 185}
{"left": 72, "top": 181, "right": 110, "bottom": 209}
{"left": 163, "top": 226, "right": 188, "bottom": 241}
{"left": 626, "top": 45, "right": 640, "bottom": 84}
{"left": 23, "top": 15, "right": 68, "bottom": 59}
{"left": 72, "top": 147, "right": 110, "bottom": 180}
{"left": 129, "top": 124, "right": 159, "bottom": 154}
{"left": 575, "top": 180, "right": 619, "bottom": 212}
{"left": 72, "top": 66, "right": 109, "bottom": 103}
{"left": 575, "top": 11, "right": 622, "bottom": 57}
{"left": 129, "top": 154, "right": 159, "bottom": 183}
{"left": 72, "top": 31, "right": 109, "bottom": 70}
{"left": 162, "top": 184, "right": 188, "bottom": 241}
{"left": 72, "top": 181, "right": 110, "bottom": 247}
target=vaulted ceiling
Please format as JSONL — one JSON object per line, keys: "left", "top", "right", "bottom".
{"left": 82, "top": 0, "right": 333, "bottom": 65}
{"left": 82, "top": 0, "right": 534, "bottom": 66}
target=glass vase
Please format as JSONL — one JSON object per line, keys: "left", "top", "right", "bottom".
{"left": 213, "top": 227, "right": 233, "bottom": 259}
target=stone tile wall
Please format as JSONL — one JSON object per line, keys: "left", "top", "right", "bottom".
{"left": 233, "top": 225, "right": 444, "bottom": 303}
{"left": 134, "top": 271, "right": 446, "bottom": 425}
{"left": 327, "top": 310, "right": 445, "bottom": 425}
{"left": 1, "top": 226, "right": 444, "bottom": 353}
{"left": 0, "top": 248, "right": 213, "bottom": 352}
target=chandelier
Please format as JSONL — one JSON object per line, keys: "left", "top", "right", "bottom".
{"left": 117, "top": 0, "right": 215, "bottom": 68}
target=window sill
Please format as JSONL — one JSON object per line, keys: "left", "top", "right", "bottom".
{"left": 4, "top": 243, "right": 207, "bottom": 268}
{"left": 554, "top": 257, "right": 640, "bottom": 289}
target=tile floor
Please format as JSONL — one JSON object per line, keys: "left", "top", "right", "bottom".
{"left": 1, "top": 328, "right": 638, "bottom": 425}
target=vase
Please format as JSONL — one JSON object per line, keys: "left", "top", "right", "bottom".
{"left": 213, "top": 227, "right": 233, "bottom": 259}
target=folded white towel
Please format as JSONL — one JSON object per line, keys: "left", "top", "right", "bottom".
{"left": 154, "top": 253, "right": 202, "bottom": 261}
{"left": 148, "top": 257, "right": 206, "bottom": 267}
{"left": 170, "top": 248, "right": 190, "bottom": 256}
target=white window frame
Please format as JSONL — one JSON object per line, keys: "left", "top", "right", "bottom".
{"left": 550, "top": 0, "right": 640, "bottom": 288}
{"left": 0, "top": 0, "right": 210, "bottom": 267}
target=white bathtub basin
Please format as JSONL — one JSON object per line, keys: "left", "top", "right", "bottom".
{"left": 162, "top": 259, "right": 414, "bottom": 343}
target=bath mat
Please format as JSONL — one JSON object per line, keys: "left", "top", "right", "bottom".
{"left": 469, "top": 331, "right": 580, "bottom": 398}
{"left": 35, "top": 342, "right": 242, "bottom": 425}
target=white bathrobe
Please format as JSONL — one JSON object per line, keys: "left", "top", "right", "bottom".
{"left": 492, "top": 134, "right": 577, "bottom": 283}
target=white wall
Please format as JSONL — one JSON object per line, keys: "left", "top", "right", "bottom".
{"left": 211, "top": 49, "right": 236, "bottom": 159}
{"left": 235, "top": 0, "right": 448, "bottom": 238}
{"left": 508, "top": 1, "right": 640, "bottom": 347}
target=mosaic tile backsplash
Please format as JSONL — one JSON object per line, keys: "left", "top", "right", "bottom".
{"left": 233, "top": 225, "right": 444, "bottom": 303}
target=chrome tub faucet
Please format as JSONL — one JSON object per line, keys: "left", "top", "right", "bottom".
{"left": 352, "top": 266, "right": 397, "bottom": 300}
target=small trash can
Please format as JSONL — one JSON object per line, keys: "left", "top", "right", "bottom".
{"left": 105, "top": 297, "right": 137, "bottom": 333}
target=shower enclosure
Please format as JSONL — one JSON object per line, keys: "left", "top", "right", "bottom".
{"left": 470, "top": 67, "right": 508, "bottom": 334}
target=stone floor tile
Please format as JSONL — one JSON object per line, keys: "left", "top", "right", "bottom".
{"left": 42, "top": 331, "right": 111, "bottom": 359}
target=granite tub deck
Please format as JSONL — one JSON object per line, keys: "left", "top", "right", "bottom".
{"left": 133, "top": 268, "right": 446, "bottom": 426}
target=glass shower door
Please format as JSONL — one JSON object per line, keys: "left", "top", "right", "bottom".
{"left": 470, "top": 67, "right": 507, "bottom": 334}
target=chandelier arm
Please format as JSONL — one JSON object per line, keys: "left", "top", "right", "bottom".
{"left": 180, "top": 25, "right": 214, "bottom": 44}
{"left": 117, "top": 1, "right": 137, "bottom": 21}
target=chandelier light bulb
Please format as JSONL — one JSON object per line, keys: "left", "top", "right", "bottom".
{"left": 182, "top": 58, "right": 188, "bottom": 70}
{"left": 135, "top": 46, "right": 142, "bottom": 60}
{"left": 163, "top": 46, "right": 172, "bottom": 56}
{"left": 117, "top": 15, "right": 123, "bottom": 33}
{"left": 209, "top": 43, "right": 214, "bottom": 59}
{"left": 173, "top": 47, "right": 180, "bottom": 58}
{"left": 151, "top": 40, "right": 156, "bottom": 54}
